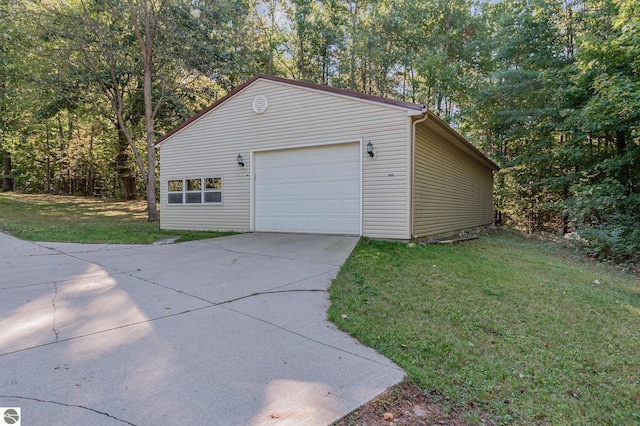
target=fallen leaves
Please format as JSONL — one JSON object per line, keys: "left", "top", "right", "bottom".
{"left": 332, "top": 381, "right": 474, "bottom": 426}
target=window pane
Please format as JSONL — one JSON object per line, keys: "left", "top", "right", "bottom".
{"left": 168, "top": 180, "right": 183, "bottom": 192}
{"left": 204, "top": 191, "right": 222, "bottom": 203}
{"left": 186, "top": 192, "right": 201, "bottom": 203}
{"left": 168, "top": 193, "right": 183, "bottom": 204}
{"left": 187, "top": 179, "right": 201, "bottom": 191}
{"left": 205, "top": 178, "right": 222, "bottom": 189}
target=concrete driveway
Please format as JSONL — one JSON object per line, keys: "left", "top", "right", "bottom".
{"left": 0, "top": 232, "right": 403, "bottom": 425}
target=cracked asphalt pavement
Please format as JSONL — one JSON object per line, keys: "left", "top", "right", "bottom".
{"left": 0, "top": 232, "right": 404, "bottom": 425}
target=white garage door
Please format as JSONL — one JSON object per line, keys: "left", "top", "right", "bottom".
{"left": 254, "top": 142, "right": 361, "bottom": 235}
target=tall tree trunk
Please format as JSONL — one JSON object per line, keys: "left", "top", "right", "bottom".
{"left": 87, "top": 130, "right": 95, "bottom": 196}
{"left": 615, "top": 131, "right": 631, "bottom": 192}
{"left": 615, "top": 131, "right": 626, "bottom": 156}
{"left": 115, "top": 127, "right": 135, "bottom": 199}
{"left": 297, "top": 35, "right": 305, "bottom": 80}
{"left": 2, "top": 151, "right": 13, "bottom": 191}
{"left": 45, "top": 126, "right": 52, "bottom": 193}
{"left": 78, "top": 0, "right": 149, "bottom": 200}
{"left": 128, "top": 0, "right": 160, "bottom": 222}
{"left": 143, "top": 64, "right": 158, "bottom": 221}
{"left": 349, "top": 3, "right": 357, "bottom": 91}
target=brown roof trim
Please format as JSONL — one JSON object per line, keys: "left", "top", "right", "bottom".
{"left": 257, "top": 74, "right": 425, "bottom": 111}
{"left": 155, "top": 75, "right": 260, "bottom": 145}
{"left": 155, "top": 74, "right": 425, "bottom": 146}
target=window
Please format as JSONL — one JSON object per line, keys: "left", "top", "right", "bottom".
{"left": 168, "top": 180, "right": 183, "bottom": 204}
{"left": 186, "top": 179, "right": 202, "bottom": 203}
{"left": 168, "top": 178, "right": 222, "bottom": 204}
{"left": 204, "top": 178, "right": 222, "bottom": 203}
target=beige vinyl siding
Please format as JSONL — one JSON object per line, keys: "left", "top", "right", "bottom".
{"left": 413, "top": 122, "right": 494, "bottom": 238}
{"left": 160, "top": 79, "right": 411, "bottom": 239}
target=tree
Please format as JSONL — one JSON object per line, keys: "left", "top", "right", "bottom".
{"left": 1, "top": 0, "right": 635, "bottom": 259}
{"left": 128, "top": 0, "right": 163, "bottom": 221}
{"left": 0, "top": 0, "right": 19, "bottom": 191}
{"left": 461, "top": 0, "right": 576, "bottom": 231}
{"left": 560, "top": 0, "right": 640, "bottom": 260}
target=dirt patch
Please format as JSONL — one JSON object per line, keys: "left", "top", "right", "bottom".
{"left": 333, "top": 381, "right": 472, "bottom": 426}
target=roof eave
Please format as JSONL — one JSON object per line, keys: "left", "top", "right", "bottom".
{"left": 155, "top": 75, "right": 264, "bottom": 147}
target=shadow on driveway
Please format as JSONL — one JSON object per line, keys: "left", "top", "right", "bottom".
{"left": 0, "top": 232, "right": 404, "bottom": 425}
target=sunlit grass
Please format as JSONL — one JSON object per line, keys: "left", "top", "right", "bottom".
{"left": 329, "top": 232, "right": 640, "bottom": 425}
{"left": 0, "top": 193, "right": 236, "bottom": 244}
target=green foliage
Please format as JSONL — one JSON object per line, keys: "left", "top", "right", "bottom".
{"left": 565, "top": 178, "right": 640, "bottom": 262}
{"left": 1, "top": 0, "right": 638, "bottom": 262}
{"left": 458, "top": 0, "right": 640, "bottom": 262}
{"left": 330, "top": 234, "right": 640, "bottom": 424}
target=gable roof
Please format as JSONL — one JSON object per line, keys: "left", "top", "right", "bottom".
{"left": 155, "top": 73, "right": 425, "bottom": 146}
{"left": 155, "top": 73, "right": 499, "bottom": 171}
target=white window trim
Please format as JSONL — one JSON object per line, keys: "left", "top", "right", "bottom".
{"left": 167, "top": 177, "right": 223, "bottom": 205}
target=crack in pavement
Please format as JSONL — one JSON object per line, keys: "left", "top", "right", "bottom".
{"left": 219, "top": 303, "right": 405, "bottom": 371}
{"left": 7, "top": 240, "right": 391, "bottom": 369}
{"left": 215, "top": 288, "right": 327, "bottom": 306}
{"left": 0, "top": 395, "right": 137, "bottom": 425}
{"left": 0, "top": 287, "right": 327, "bottom": 357}
{"left": 0, "top": 305, "right": 211, "bottom": 357}
{"left": 119, "top": 265, "right": 336, "bottom": 307}
{"left": 51, "top": 282, "right": 59, "bottom": 342}
{"left": 34, "top": 242, "right": 146, "bottom": 255}
{"left": 37, "top": 239, "right": 339, "bottom": 307}
{"left": 28, "top": 244, "right": 215, "bottom": 304}
{"left": 3, "top": 242, "right": 376, "bottom": 363}
{"left": 202, "top": 239, "right": 347, "bottom": 267}
{"left": 0, "top": 287, "right": 400, "bottom": 371}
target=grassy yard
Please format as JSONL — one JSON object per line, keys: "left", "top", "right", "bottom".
{"left": 2, "top": 193, "right": 638, "bottom": 423}
{"left": 329, "top": 233, "right": 640, "bottom": 425}
{"left": 0, "top": 193, "right": 234, "bottom": 243}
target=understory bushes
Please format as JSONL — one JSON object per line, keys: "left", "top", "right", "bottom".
{"left": 564, "top": 179, "right": 640, "bottom": 263}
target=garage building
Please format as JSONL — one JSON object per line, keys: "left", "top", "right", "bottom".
{"left": 156, "top": 74, "right": 499, "bottom": 240}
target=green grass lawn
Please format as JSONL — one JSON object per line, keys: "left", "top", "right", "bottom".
{"left": 329, "top": 233, "right": 640, "bottom": 425}
{"left": 0, "top": 192, "right": 235, "bottom": 243}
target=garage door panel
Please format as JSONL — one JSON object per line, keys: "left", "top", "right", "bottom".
{"left": 323, "top": 163, "right": 343, "bottom": 177}
{"left": 342, "top": 180, "right": 360, "bottom": 194}
{"left": 341, "top": 199, "right": 361, "bottom": 212}
{"left": 289, "top": 165, "right": 307, "bottom": 180}
{"left": 290, "top": 183, "right": 307, "bottom": 196}
{"left": 307, "top": 199, "right": 324, "bottom": 213}
{"left": 307, "top": 167, "right": 323, "bottom": 179}
{"left": 306, "top": 182, "right": 323, "bottom": 194}
{"left": 322, "top": 181, "right": 342, "bottom": 195}
{"left": 255, "top": 143, "right": 360, "bottom": 235}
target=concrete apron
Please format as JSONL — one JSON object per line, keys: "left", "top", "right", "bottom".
{"left": 0, "top": 232, "right": 404, "bottom": 425}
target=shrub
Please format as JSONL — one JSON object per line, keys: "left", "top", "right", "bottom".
{"left": 565, "top": 179, "right": 640, "bottom": 262}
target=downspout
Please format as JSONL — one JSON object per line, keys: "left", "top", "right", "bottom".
{"left": 410, "top": 108, "right": 429, "bottom": 239}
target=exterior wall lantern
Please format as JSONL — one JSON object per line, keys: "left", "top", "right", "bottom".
{"left": 237, "top": 154, "right": 245, "bottom": 168}
{"left": 367, "top": 141, "right": 374, "bottom": 158}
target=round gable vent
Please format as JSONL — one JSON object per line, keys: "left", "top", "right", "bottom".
{"left": 252, "top": 95, "right": 268, "bottom": 114}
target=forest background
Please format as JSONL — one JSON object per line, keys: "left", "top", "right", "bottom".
{"left": 0, "top": 0, "right": 638, "bottom": 262}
